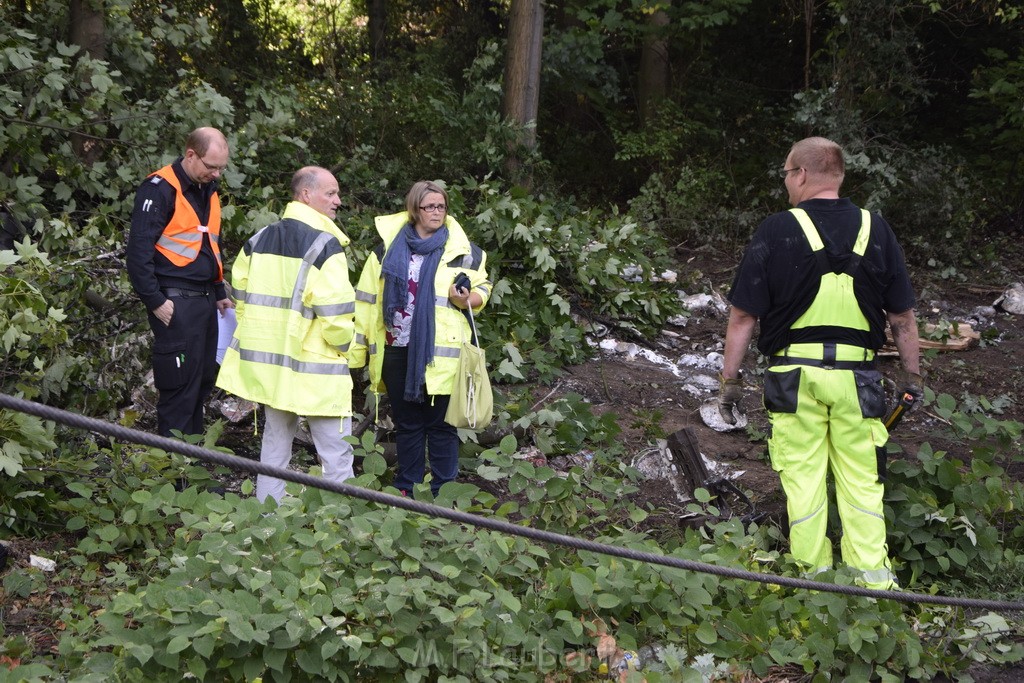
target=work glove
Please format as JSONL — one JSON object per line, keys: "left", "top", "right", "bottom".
{"left": 453, "top": 272, "right": 472, "bottom": 294}
{"left": 718, "top": 374, "right": 745, "bottom": 425}
{"left": 897, "top": 369, "right": 925, "bottom": 413}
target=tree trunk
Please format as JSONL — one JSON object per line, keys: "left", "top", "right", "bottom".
{"left": 638, "top": 2, "right": 671, "bottom": 125}
{"left": 367, "top": 0, "right": 388, "bottom": 64}
{"left": 502, "top": 0, "right": 544, "bottom": 185}
{"left": 69, "top": 0, "right": 107, "bottom": 166}
{"left": 69, "top": 0, "right": 107, "bottom": 60}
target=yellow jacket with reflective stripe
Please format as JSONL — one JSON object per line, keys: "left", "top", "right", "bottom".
{"left": 216, "top": 201, "right": 356, "bottom": 416}
{"left": 350, "top": 212, "right": 491, "bottom": 396}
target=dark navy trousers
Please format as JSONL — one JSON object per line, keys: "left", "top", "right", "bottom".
{"left": 381, "top": 345, "right": 459, "bottom": 496}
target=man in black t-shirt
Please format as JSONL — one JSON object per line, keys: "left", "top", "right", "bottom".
{"left": 717, "top": 137, "right": 923, "bottom": 589}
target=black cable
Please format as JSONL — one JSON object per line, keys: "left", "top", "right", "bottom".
{"left": 2, "top": 392, "right": 1022, "bottom": 612}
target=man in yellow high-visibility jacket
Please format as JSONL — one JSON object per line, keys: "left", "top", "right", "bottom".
{"left": 718, "top": 137, "right": 923, "bottom": 589}
{"left": 217, "top": 167, "right": 356, "bottom": 503}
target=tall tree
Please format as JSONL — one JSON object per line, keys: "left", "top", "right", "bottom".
{"left": 367, "top": 0, "right": 388, "bottom": 63}
{"left": 68, "top": 0, "right": 107, "bottom": 166}
{"left": 502, "top": 0, "right": 544, "bottom": 184}
{"left": 638, "top": 1, "right": 671, "bottom": 124}
{"left": 69, "top": 0, "right": 106, "bottom": 60}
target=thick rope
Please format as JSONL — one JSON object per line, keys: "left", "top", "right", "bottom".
{"left": 2, "top": 392, "right": 1022, "bottom": 612}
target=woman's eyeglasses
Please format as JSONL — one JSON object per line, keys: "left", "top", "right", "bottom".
{"left": 419, "top": 204, "right": 447, "bottom": 213}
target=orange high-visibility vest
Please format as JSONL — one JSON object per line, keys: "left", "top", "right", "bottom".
{"left": 149, "top": 165, "right": 223, "bottom": 279}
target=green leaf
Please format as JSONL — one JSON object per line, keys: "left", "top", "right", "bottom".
{"left": 570, "top": 572, "right": 594, "bottom": 599}
{"left": 166, "top": 635, "right": 191, "bottom": 654}
{"left": 596, "top": 593, "right": 621, "bottom": 608}
{"left": 695, "top": 622, "right": 717, "bottom": 645}
{"left": 97, "top": 525, "right": 120, "bottom": 542}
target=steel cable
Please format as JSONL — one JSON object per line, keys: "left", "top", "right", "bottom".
{"left": 2, "top": 392, "right": 1022, "bottom": 612}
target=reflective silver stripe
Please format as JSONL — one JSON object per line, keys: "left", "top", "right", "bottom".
{"left": 434, "top": 346, "right": 461, "bottom": 359}
{"left": 156, "top": 233, "right": 201, "bottom": 259}
{"left": 860, "top": 567, "right": 896, "bottom": 585}
{"left": 313, "top": 302, "right": 355, "bottom": 317}
{"left": 233, "top": 286, "right": 249, "bottom": 302}
{"left": 790, "top": 501, "right": 825, "bottom": 527}
{"left": 290, "top": 232, "right": 335, "bottom": 315}
{"left": 354, "top": 333, "right": 367, "bottom": 346}
{"left": 249, "top": 225, "right": 270, "bottom": 251}
{"left": 334, "top": 341, "right": 351, "bottom": 353}
{"left": 234, "top": 343, "right": 350, "bottom": 376}
{"left": 850, "top": 503, "right": 885, "bottom": 521}
{"left": 368, "top": 343, "right": 378, "bottom": 355}
{"left": 242, "top": 292, "right": 292, "bottom": 309}
{"left": 355, "top": 290, "right": 377, "bottom": 304}
{"left": 474, "top": 284, "right": 490, "bottom": 295}
{"left": 238, "top": 232, "right": 349, "bottom": 321}
{"left": 435, "top": 295, "right": 454, "bottom": 308}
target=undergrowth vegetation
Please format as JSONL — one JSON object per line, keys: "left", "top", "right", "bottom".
{"left": 2, "top": 393, "right": 1023, "bottom": 681}
{"left": 4, "top": 0, "right": 1024, "bottom": 679}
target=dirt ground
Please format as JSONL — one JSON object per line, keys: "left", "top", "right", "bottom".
{"left": 524, "top": 252, "right": 1024, "bottom": 533}
{"left": 3, "top": 251, "right": 1024, "bottom": 678}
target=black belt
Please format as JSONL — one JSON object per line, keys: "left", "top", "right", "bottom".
{"left": 162, "top": 287, "right": 210, "bottom": 299}
{"left": 768, "top": 356, "right": 876, "bottom": 371}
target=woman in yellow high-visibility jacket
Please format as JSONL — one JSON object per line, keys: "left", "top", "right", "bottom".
{"left": 351, "top": 181, "right": 491, "bottom": 497}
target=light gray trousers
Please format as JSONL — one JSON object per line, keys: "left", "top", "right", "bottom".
{"left": 256, "top": 406, "right": 354, "bottom": 503}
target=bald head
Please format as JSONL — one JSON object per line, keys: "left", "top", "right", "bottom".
{"left": 184, "top": 127, "right": 228, "bottom": 157}
{"left": 783, "top": 136, "right": 846, "bottom": 206}
{"left": 788, "top": 137, "right": 845, "bottom": 186}
{"left": 292, "top": 166, "right": 341, "bottom": 219}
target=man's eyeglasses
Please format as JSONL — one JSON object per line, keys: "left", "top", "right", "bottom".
{"left": 779, "top": 167, "right": 801, "bottom": 178}
{"left": 197, "top": 156, "right": 228, "bottom": 173}
{"left": 419, "top": 204, "right": 447, "bottom": 213}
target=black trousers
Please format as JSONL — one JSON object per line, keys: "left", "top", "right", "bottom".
{"left": 381, "top": 346, "right": 459, "bottom": 496}
{"left": 147, "top": 291, "right": 219, "bottom": 437}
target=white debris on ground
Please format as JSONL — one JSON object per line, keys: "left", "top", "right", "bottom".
{"left": 630, "top": 441, "right": 745, "bottom": 503}
{"left": 621, "top": 266, "right": 679, "bottom": 284}
{"left": 994, "top": 283, "right": 1024, "bottom": 315}
{"left": 699, "top": 399, "right": 748, "bottom": 432}
{"left": 214, "top": 396, "right": 258, "bottom": 423}
{"left": 29, "top": 554, "right": 56, "bottom": 572}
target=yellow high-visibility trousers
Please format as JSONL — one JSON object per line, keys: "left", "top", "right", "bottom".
{"left": 764, "top": 364, "right": 896, "bottom": 589}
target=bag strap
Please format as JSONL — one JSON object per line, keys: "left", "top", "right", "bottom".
{"left": 462, "top": 305, "right": 480, "bottom": 347}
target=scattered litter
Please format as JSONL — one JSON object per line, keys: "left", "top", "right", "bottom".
{"left": 29, "top": 555, "right": 56, "bottom": 572}
{"left": 994, "top": 283, "right": 1024, "bottom": 315}
{"left": 881, "top": 321, "right": 980, "bottom": 354}
{"left": 679, "top": 292, "right": 729, "bottom": 317}
{"left": 215, "top": 396, "right": 258, "bottom": 423}
{"left": 598, "top": 649, "right": 641, "bottom": 677}
{"left": 550, "top": 451, "right": 594, "bottom": 471}
{"left": 700, "top": 399, "right": 747, "bottom": 432}
{"left": 512, "top": 446, "right": 547, "bottom": 467}
{"left": 676, "top": 352, "right": 723, "bottom": 371}
{"left": 666, "top": 314, "right": 689, "bottom": 327}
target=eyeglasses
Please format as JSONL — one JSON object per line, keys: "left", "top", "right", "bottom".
{"left": 197, "top": 156, "right": 228, "bottom": 173}
{"left": 779, "top": 167, "right": 802, "bottom": 178}
{"left": 419, "top": 204, "right": 447, "bottom": 213}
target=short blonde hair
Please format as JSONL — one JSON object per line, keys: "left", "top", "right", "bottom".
{"left": 789, "top": 137, "right": 845, "bottom": 185}
{"left": 405, "top": 180, "right": 449, "bottom": 225}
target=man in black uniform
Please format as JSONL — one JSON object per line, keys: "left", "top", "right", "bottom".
{"left": 127, "top": 127, "right": 234, "bottom": 437}
{"left": 717, "top": 136, "right": 923, "bottom": 589}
